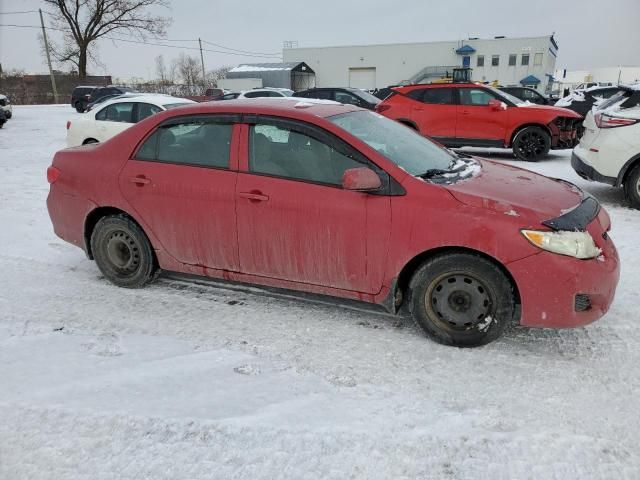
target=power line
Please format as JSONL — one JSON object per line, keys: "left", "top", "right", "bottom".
{"left": 201, "top": 39, "right": 280, "bottom": 57}
{"left": 0, "top": 23, "right": 283, "bottom": 59}
{"left": 0, "top": 10, "right": 40, "bottom": 15}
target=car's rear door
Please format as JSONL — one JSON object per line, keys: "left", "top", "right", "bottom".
{"left": 235, "top": 117, "right": 391, "bottom": 293}
{"left": 119, "top": 114, "right": 240, "bottom": 270}
{"left": 408, "top": 87, "right": 457, "bottom": 141}
{"left": 455, "top": 87, "right": 508, "bottom": 144}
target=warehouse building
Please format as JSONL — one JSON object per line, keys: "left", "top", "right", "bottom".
{"left": 282, "top": 35, "right": 558, "bottom": 93}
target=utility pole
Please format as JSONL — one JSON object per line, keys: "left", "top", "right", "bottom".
{"left": 39, "top": 8, "right": 59, "bottom": 104}
{"left": 198, "top": 38, "right": 206, "bottom": 93}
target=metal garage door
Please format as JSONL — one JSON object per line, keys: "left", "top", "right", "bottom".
{"left": 349, "top": 68, "right": 376, "bottom": 89}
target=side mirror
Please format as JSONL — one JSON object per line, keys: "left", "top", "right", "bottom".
{"left": 342, "top": 167, "right": 382, "bottom": 192}
{"left": 488, "top": 99, "right": 504, "bottom": 111}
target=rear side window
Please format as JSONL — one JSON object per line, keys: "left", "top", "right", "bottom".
{"left": 420, "top": 88, "right": 454, "bottom": 104}
{"left": 95, "top": 102, "right": 134, "bottom": 122}
{"left": 135, "top": 119, "right": 232, "bottom": 168}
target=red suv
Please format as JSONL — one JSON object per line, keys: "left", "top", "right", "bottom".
{"left": 47, "top": 99, "right": 618, "bottom": 347}
{"left": 376, "top": 83, "right": 581, "bottom": 161}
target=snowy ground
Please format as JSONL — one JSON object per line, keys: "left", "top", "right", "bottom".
{"left": 1, "top": 106, "right": 639, "bottom": 479}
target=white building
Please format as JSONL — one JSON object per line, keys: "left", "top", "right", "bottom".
{"left": 282, "top": 35, "right": 558, "bottom": 93}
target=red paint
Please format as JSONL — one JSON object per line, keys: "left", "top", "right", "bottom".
{"left": 47, "top": 99, "right": 618, "bottom": 329}
{"left": 376, "top": 83, "right": 581, "bottom": 148}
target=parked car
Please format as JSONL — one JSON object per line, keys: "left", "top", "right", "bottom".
{"left": 237, "top": 88, "right": 294, "bottom": 99}
{"left": 0, "top": 94, "right": 13, "bottom": 119}
{"left": 85, "top": 86, "right": 136, "bottom": 111}
{"left": 293, "top": 87, "right": 381, "bottom": 110}
{"left": 213, "top": 92, "right": 241, "bottom": 101}
{"left": 572, "top": 85, "right": 640, "bottom": 208}
{"left": 376, "top": 83, "right": 582, "bottom": 161}
{"left": 499, "top": 87, "right": 550, "bottom": 105}
{"left": 71, "top": 85, "right": 100, "bottom": 113}
{"left": 555, "top": 86, "right": 626, "bottom": 117}
{"left": 47, "top": 98, "right": 619, "bottom": 347}
{"left": 66, "top": 95, "right": 195, "bottom": 147}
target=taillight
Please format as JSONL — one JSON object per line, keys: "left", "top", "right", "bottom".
{"left": 376, "top": 104, "right": 392, "bottom": 113}
{"left": 47, "top": 166, "right": 61, "bottom": 184}
{"left": 66, "top": 121, "right": 71, "bottom": 130}
{"left": 594, "top": 112, "right": 639, "bottom": 128}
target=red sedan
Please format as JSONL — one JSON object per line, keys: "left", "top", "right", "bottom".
{"left": 46, "top": 98, "right": 619, "bottom": 347}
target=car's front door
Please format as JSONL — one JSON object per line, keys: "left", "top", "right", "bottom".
{"left": 119, "top": 115, "right": 240, "bottom": 270}
{"left": 235, "top": 119, "right": 391, "bottom": 293}
{"left": 455, "top": 87, "right": 508, "bottom": 143}
{"left": 408, "top": 87, "right": 457, "bottom": 141}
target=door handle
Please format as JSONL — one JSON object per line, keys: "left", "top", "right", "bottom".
{"left": 238, "top": 191, "right": 269, "bottom": 202}
{"left": 129, "top": 175, "right": 151, "bottom": 186}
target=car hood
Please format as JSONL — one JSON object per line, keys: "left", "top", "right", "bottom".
{"left": 516, "top": 103, "right": 581, "bottom": 118}
{"left": 445, "top": 159, "right": 584, "bottom": 225}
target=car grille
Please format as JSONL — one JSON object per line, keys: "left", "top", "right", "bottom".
{"left": 575, "top": 294, "right": 592, "bottom": 312}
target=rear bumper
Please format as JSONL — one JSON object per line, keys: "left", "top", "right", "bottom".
{"left": 507, "top": 211, "right": 620, "bottom": 328}
{"left": 571, "top": 148, "right": 617, "bottom": 186}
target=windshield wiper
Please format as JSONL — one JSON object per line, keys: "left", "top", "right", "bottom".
{"left": 417, "top": 168, "right": 452, "bottom": 179}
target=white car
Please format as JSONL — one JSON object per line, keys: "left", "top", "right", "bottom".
{"left": 0, "top": 94, "right": 12, "bottom": 120}
{"left": 237, "top": 88, "right": 294, "bottom": 99}
{"left": 572, "top": 85, "right": 640, "bottom": 208}
{"left": 66, "top": 94, "right": 195, "bottom": 147}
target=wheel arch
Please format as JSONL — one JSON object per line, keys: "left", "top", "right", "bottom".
{"left": 508, "top": 123, "right": 552, "bottom": 147}
{"left": 396, "top": 118, "right": 419, "bottom": 131}
{"left": 616, "top": 153, "right": 640, "bottom": 187}
{"left": 84, "top": 206, "right": 150, "bottom": 260}
{"left": 391, "top": 246, "right": 521, "bottom": 315}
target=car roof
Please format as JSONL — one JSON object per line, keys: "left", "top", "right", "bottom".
{"left": 96, "top": 94, "right": 196, "bottom": 109}
{"left": 150, "top": 97, "right": 357, "bottom": 120}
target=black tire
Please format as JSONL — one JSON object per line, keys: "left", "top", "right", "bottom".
{"left": 409, "top": 253, "right": 515, "bottom": 347}
{"left": 512, "top": 126, "right": 551, "bottom": 162}
{"left": 623, "top": 163, "right": 640, "bottom": 209}
{"left": 90, "top": 214, "right": 158, "bottom": 288}
{"left": 75, "top": 101, "right": 86, "bottom": 113}
{"left": 4, "top": 111, "right": 11, "bottom": 119}
{"left": 0, "top": 122, "right": 4, "bottom": 129}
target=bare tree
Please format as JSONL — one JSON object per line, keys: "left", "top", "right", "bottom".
{"left": 174, "top": 53, "right": 201, "bottom": 87}
{"left": 206, "top": 66, "right": 232, "bottom": 88}
{"left": 155, "top": 54, "right": 168, "bottom": 85}
{"left": 43, "top": 0, "right": 171, "bottom": 79}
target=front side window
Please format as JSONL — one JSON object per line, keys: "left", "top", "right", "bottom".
{"left": 420, "top": 88, "right": 454, "bottom": 104}
{"left": 95, "top": 102, "right": 134, "bottom": 123}
{"left": 249, "top": 123, "right": 362, "bottom": 185}
{"left": 534, "top": 53, "right": 543, "bottom": 65}
{"left": 508, "top": 54, "right": 517, "bottom": 66}
{"left": 477, "top": 55, "right": 485, "bottom": 67}
{"left": 334, "top": 91, "right": 361, "bottom": 106}
{"left": 459, "top": 88, "right": 496, "bottom": 106}
{"left": 329, "top": 111, "right": 455, "bottom": 176}
{"left": 491, "top": 55, "right": 500, "bottom": 66}
{"left": 135, "top": 118, "right": 232, "bottom": 168}
{"left": 521, "top": 54, "right": 530, "bottom": 66}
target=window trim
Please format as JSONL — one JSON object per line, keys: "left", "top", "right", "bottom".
{"left": 130, "top": 113, "right": 241, "bottom": 171}
{"left": 508, "top": 54, "right": 517, "bottom": 67}
{"left": 521, "top": 54, "right": 530, "bottom": 66}
{"left": 476, "top": 55, "right": 485, "bottom": 67}
{"left": 242, "top": 114, "right": 397, "bottom": 195}
{"left": 491, "top": 55, "right": 500, "bottom": 67}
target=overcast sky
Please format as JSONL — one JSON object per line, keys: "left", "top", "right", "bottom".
{"left": 1, "top": 0, "right": 639, "bottom": 80}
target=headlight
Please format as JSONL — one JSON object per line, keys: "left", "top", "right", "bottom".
{"left": 521, "top": 229, "right": 601, "bottom": 259}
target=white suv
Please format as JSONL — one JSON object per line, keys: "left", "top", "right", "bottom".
{"left": 572, "top": 85, "right": 640, "bottom": 208}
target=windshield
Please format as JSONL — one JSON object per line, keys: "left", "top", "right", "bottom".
{"left": 281, "top": 90, "right": 294, "bottom": 97}
{"left": 329, "top": 111, "right": 456, "bottom": 175}
{"left": 486, "top": 85, "right": 525, "bottom": 105}
{"left": 352, "top": 89, "right": 382, "bottom": 105}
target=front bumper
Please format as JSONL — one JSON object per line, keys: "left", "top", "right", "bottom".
{"left": 572, "top": 148, "right": 617, "bottom": 186}
{"left": 507, "top": 209, "right": 620, "bottom": 328}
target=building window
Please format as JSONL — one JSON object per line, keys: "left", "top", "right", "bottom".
{"left": 508, "top": 54, "right": 517, "bottom": 66}
{"left": 534, "top": 53, "right": 543, "bottom": 66}
{"left": 477, "top": 55, "right": 484, "bottom": 67}
{"left": 521, "top": 54, "right": 530, "bottom": 66}
{"left": 491, "top": 55, "right": 499, "bottom": 67}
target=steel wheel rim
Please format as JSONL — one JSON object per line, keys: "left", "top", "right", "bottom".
{"left": 105, "top": 230, "right": 140, "bottom": 275}
{"left": 516, "top": 131, "right": 546, "bottom": 159}
{"left": 425, "top": 273, "right": 494, "bottom": 331}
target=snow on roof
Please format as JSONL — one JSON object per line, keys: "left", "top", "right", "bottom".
{"left": 229, "top": 62, "right": 302, "bottom": 73}
{"left": 102, "top": 94, "right": 195, "bottom": 107}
